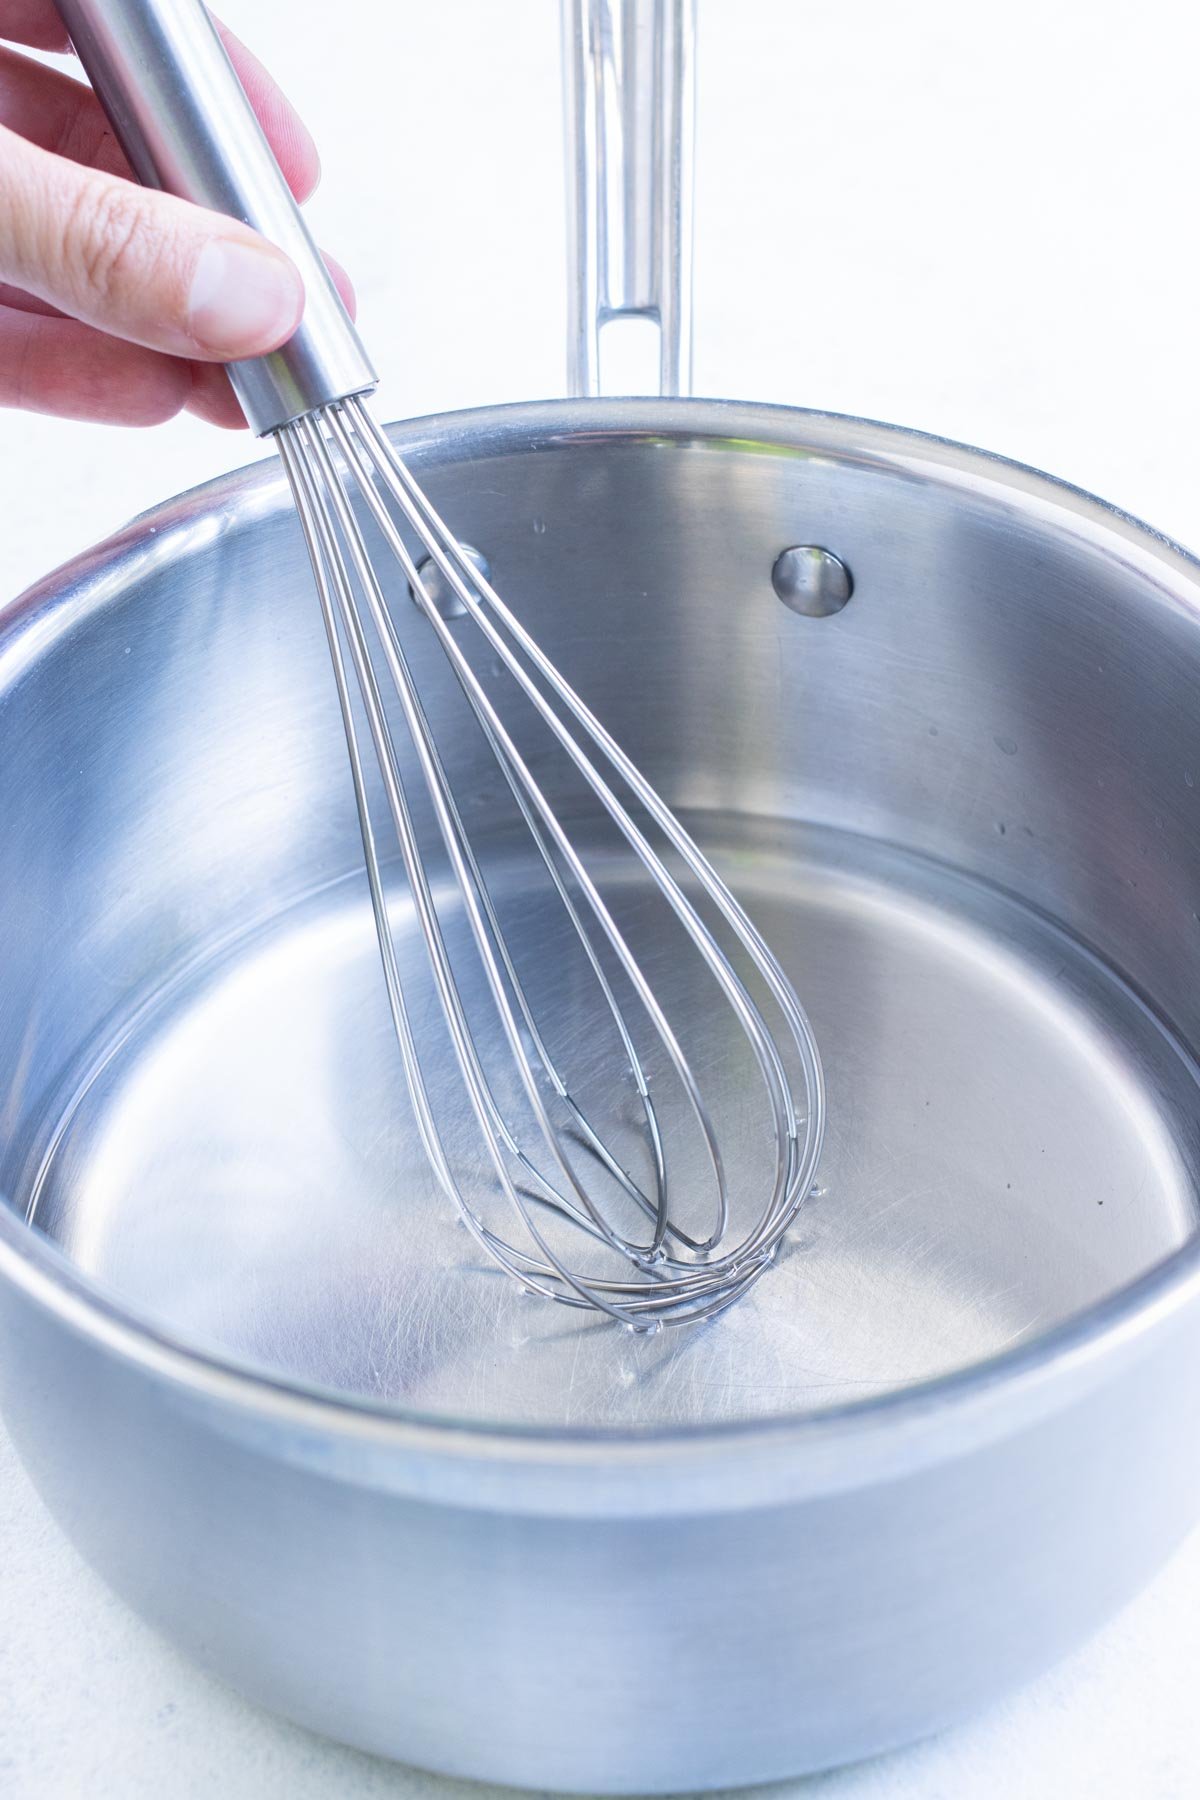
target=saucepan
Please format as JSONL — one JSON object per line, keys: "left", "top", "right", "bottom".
{"left": 1, "top": 0, "right": 1199, "bottom": 1789}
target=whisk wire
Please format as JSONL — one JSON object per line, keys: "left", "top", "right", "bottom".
{"left": 288, "top": 422, "right": 658, "bottom": 1323}
{"left": 320, "top": 411, "right": 735, "bottom": 1256}
{"left": 275, "top": 399, "right": 826, "bottom": 1326}
{"left": 327, "top": 406, "right": 744, "bottom": 1236}
{"left": 302, "top": 420, "right": 697, "bottom": 1285}
{"left": 336, "top": 407, "right": 808, "bottom": 1237}
{"left": 350, "top": 401, "right": 819, "bottom": 1142}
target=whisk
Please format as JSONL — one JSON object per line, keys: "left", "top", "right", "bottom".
{"left": 59, "top": 0, "right": 825, "bottom": 1328}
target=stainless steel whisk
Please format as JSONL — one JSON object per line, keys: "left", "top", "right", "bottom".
{"left": 60, "top": 0, "right": 825, "bottom": 1327}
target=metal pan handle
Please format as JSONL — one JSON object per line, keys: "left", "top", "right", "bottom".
{"left": 561, "top": 0, "right": 696, "bottom": 398}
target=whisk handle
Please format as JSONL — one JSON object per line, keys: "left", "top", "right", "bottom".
{"left": 55, "top": 0, "right": 377, "bottom": 434}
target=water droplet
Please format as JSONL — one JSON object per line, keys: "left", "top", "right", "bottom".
{"left": 532, "top": 516, "right": 547, "bottom": 535}
{"left": 994, "top": 735, "right": 1018, "bottom": 756}
{"left": 623, "top": 1317, "right": 662, "bottom": 1336}
{"left": 809, "top": 1183, "right": 826, "bottom": 1198}
{"left": 519, "top": 1284, "right": 539, "bottom": 1298}
{"left": 1186, "top": 771, "right": 1195, "bottom": 789}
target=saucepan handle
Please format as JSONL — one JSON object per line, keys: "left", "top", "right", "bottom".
{"left": 54, "top": 0, "right": 377, "bottom": 434}
{"left": 561, "top": 0, "right": 696, "bottom": 398}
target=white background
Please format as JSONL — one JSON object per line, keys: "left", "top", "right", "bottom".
{"left": 2, "top": 0, "right": 1200, "bottom": 1793}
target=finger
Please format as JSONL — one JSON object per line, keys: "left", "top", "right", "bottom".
{"left": 0, "top": 2, "right": 70, "bottom": 51}
{"left": 0, "top": 242, "right": 357, "bottom": 425}
{"left": 0, "top": 122, "right": 305, "bottom": 362}
{"left": 214, "top": 23, "right": 320, "bottom": 201}
{"left": 183, "top": 251, "right": 359, "bottom": 428}
{"left": 0, "top": 255, "right": 350, "bottom": 328}
{"left": 0, "top": 280, "right": 63, "bottom": 315}
{"left": 321, "top": 252, "right": 358, "bottom": 321}
{"left": 185, "top": 363, "right": 249, "bottom": 430}
{"left": 0, "top": 40, "right": 319, "bottom": 201}
{"left": 0, "top": 251, "right": 351, "bottom": 356}
{"left": 0, "top": 3, "right": 318, "bottom": 208}
{"left": 0, "top": 305, "right": 190, "bottom": 423}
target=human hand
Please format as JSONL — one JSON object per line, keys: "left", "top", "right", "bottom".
{"left": 0, "top": 2, "right": 350, "bottom": 427}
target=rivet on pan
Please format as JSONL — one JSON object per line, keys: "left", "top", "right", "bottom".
{"left": 410, "top": 544, "right": 491, "bottom": 619}
{"left": 771, "top": 546, "right": 853, "bottom": 617}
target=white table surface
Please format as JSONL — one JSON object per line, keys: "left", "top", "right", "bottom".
{"left": 2, "top": 1, "right": 1200, "bottom": 1793}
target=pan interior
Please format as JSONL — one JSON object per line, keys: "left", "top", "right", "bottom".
{"left": 23, "top": 812, "right": 1200, "bottom": 1431}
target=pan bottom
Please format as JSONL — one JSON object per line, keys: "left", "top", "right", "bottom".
{"left": 24, "top": 814, "right": 1200, "bottom": 1430}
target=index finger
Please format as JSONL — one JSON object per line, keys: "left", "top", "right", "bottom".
{"left": 0, "top": 5, "right": 321, "bottom": 200}
{"left": 0, "top": 2, "right": 70, "bottom": 51}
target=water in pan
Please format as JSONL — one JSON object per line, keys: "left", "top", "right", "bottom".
{"left": 23, "top": 815, "right": 1200, "bottom": 1430}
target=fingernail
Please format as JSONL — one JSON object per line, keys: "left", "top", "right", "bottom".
{"left": 187, "top": 238, "right": 304, "bottom": 357}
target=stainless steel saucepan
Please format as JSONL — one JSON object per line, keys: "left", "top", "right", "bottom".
{"left": 2, "top": 1, "right": 1199, "bottom": 1789}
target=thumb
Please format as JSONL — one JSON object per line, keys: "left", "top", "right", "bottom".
{"left": 0, "top": 121, "right": 304, "bottom": 361}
